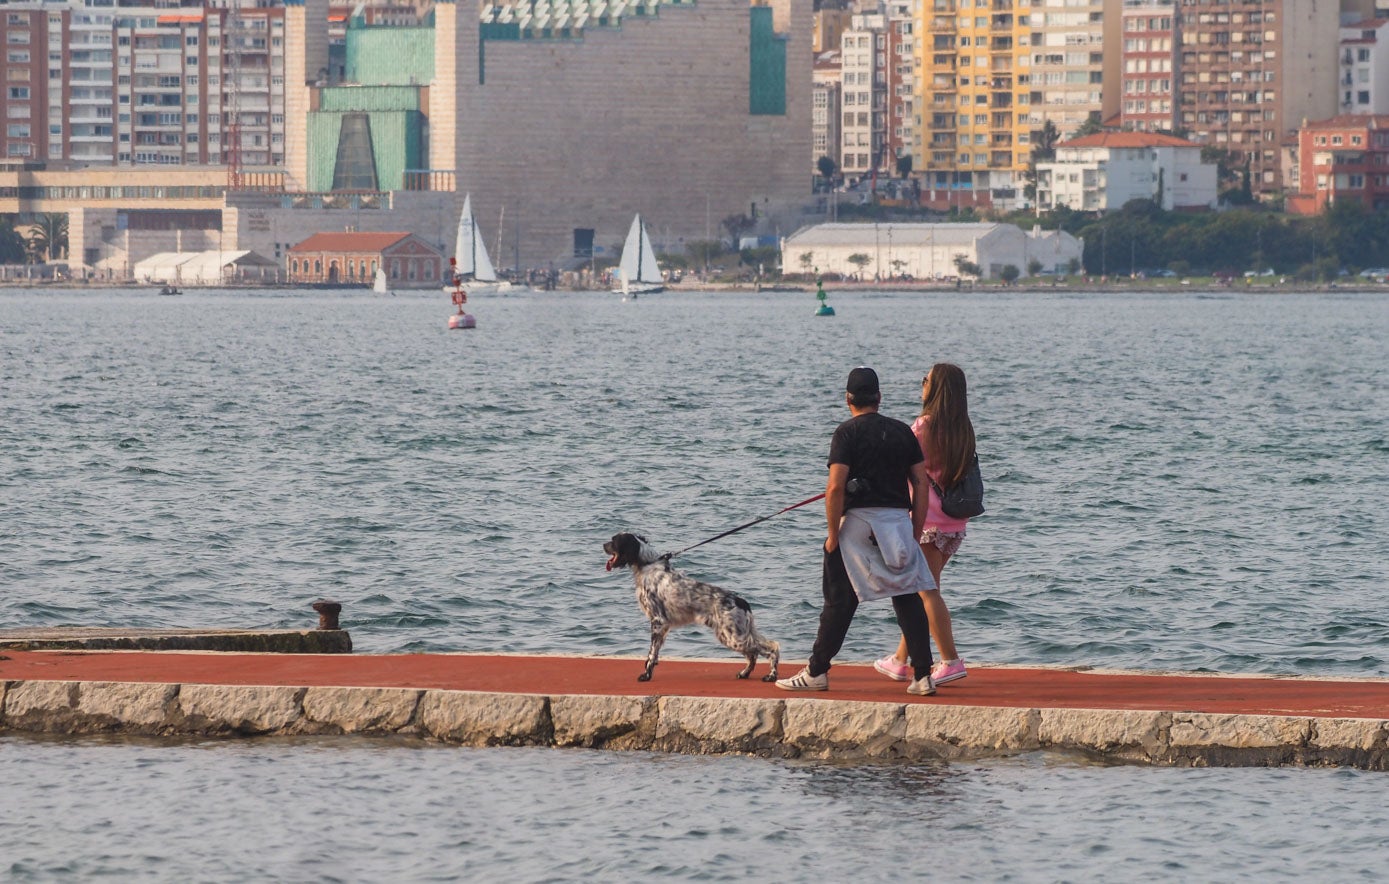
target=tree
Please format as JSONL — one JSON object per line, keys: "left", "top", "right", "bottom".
{"left": 1027, "top": 258, "right": 1043, "bottom": 277}
{"left": 952, "top": 253, "right": 981, "bottom": 278}
{"left": 720, "top": 213, "right": 755, "bottom": 247}
{"left": 846, "top": 253, "right": 873, "bottom": 278}
{"left": 798, "top": 251, "right": 814, "bottom": 276}
{"left": 1033, "top": 120, "right": 1061, "bottom": 160}
{"left": 1066, "top": 257, "right": 1082, "bottom": 276}
{"left": 817, "top": 156, "right": 838, "bottom": 185}
{"left": 1072, "top": 113, "right": 1104, "bottom": 139}
{"left": 1025, "top": 120, "right": 1062, "bottom": 201}
{"left": 895, "top": 154, "right": 913, "bottom": 178}
{"left": 24, "top": 213, "right": 68, "bottom": 262}
{"left": 685, "top": 239, "right": 723, "bottom": 275}
{"left": 0, "top": 220, "right": 24, "bottom": 263}
{"left": 999, "top": 264, "right": 1020, "bottom": 285}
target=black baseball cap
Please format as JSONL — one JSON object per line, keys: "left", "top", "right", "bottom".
{"left": 846, "top": 366, "right": 879, "bottom": 398}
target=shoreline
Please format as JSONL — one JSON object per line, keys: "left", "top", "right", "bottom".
{"left": 4, "top": 278, "right": 1387, "bottom": 295}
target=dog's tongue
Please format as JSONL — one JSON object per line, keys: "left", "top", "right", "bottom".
{"left": 605, "top": 554, "right": 616, "bottom": 572}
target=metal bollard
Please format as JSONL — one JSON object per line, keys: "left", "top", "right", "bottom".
{"left": 311, "top": 599, "right": 343, "bottom": 631}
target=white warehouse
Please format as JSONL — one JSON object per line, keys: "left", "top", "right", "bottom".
{"left": 781, "top": 222, "right": 1084, "bottom": 281}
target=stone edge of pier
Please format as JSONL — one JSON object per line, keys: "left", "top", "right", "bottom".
{"left": 2, "top": 679, "right": 1387, "bottom": 769}
{"left": 0, "top": 630, "right": 352, "bottom": 654}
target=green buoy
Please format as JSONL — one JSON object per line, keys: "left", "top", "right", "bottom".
{"left": 814, "top": 274, "right": 835, "bottom": 316}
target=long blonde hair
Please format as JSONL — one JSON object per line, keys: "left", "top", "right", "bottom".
{"left": 919, "top": 363, "right": 976, "bottom": 487}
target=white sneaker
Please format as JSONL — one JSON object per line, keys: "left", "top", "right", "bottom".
{"left": 776, "top": 668, "right": 829, "bottom": 691}
{"left": 907, "top": 674, "right": 937, "bottom": 696}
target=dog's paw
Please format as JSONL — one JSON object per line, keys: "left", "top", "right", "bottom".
{"left": 735, "top": 671, "right": 750, "bottom": 679}
{"left": 762, "top": 673, "right": 778, "bottom": 682}
{"left": 637, "top": 671, "right": 652, "bottom": 682}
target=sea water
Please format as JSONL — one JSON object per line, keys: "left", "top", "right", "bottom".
{"left": 2, "top": 288, "right": 1387, "bottom": 880}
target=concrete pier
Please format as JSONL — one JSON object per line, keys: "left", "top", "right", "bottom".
{"left": 1, "top": 651, "right": 1386, "bottom": 769}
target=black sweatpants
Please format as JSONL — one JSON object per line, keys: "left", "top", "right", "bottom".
{"left": 807, "top": 545, "right": 934, "bottom": 680}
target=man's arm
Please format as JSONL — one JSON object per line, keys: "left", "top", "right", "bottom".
{"left": 825, "top": 463, "right": 849, "bottom": 552}
{"left": 909, "top": 460, "right": 930, "bottom": 543}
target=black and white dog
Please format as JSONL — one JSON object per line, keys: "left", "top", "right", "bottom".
{"left": 603, "top": 532, "right": 780, "bottom": 682}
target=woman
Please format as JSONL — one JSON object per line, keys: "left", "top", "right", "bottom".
{"left": 874, "top": 363, "right": 975, "bottom": 686}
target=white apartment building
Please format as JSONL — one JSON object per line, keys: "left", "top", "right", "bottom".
{"left": 840, "top": 9, "right": 886, "bottom": 179}
{"left": 1339, "top": 18, "right": 1389, "bottom": 115}
{"left": 1036, "top": 131, "right": 1217, "bottom": 211}
{"left": 813, "top": 49, "right": 843, "bottom": 174}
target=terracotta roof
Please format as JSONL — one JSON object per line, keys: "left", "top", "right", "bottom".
{"left": 1301, "top": 114, "right": 1389, "bottom": 131}
{"left": 1059, "top": 132, "right": 1201, "bottom": 149}
{"left": 289, "top": 231, "right": 413, "bottom": 252}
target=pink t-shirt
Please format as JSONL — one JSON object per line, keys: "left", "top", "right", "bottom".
{"left": 911, "top": 415, "right": 970, "bottom": 532}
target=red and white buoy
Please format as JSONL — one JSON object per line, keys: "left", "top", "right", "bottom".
{"left": 447, "top": 258, "right": 476, "bottom": 330}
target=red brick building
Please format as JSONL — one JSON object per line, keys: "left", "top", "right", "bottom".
{"left": 287, "top": 231, "right": 444, "bottom": 287}
{"left": 1287, "top": 114, "right": 1389, "bottom": 215}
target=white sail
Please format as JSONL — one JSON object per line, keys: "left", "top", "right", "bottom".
{"left": 374, "top": 267, "right": 389, "bottom": 294}
{"left": 617, "top": 214, "right": 662, "bottom": 289}
{"left": 454, "top": 193, "right": 498, "bottom": 282}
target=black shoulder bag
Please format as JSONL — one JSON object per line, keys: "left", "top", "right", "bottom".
{"left": 928, "top": 453, "right": 985, "bottom": 519}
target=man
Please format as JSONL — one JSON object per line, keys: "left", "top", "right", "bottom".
{"left": 776, "top": 366, "right": 939, "bottom": 696}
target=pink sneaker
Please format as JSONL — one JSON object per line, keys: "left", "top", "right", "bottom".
{"left": 931, "top": 658, "right": 968, "bottom": 685}
{"left": 873, "top": 655, "right": 911, "bottom": 682}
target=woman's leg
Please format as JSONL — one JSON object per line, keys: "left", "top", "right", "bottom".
{"left": 893, "top": 544, "right": 957, "bottom": 662}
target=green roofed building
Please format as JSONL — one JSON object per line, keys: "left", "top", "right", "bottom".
{"left": 306, "top": 19, "right": 433, "bottom": 192}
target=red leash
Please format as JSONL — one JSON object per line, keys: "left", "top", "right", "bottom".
{"left": 662, "top": 492, "right": 826, "bottom": 561}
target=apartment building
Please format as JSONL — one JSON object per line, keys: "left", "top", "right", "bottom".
{"left": 1116, "top": 0, "right": 1178, "bottom": 132}
{"left": 884, "top": 1, "right": 916, "bottom": 172}
{"left": 0, "top": 1, "right": 287, "bottom": 169}
{"left": 813, "top": 6, "right": 854, "bottom": 53}
{"left": 1176, "top": 0, "right": 1340, "bottom": 197}
{"left": 1286, "top": 113, "right": 1389, "bottom": 214}
{"left": 1029, "top": 0, "right": 1107, "bottom": 136}
{"left": 840, "top": 9, "right": 886, "bottom": 179}
{"left": 813, "top": 49, "right": 843, "bottom": 173}
{"left": 0, "top": 5, "right": 54, "bottom": 162}
{"left": 1036, "top": 129, "right": 1217, "bottom": 210}
{"left": 1339, "top": 18, "right": 1389, "bottom": 115}
{"left": 915, "top": 0, "right": 1031, "bottom": 204}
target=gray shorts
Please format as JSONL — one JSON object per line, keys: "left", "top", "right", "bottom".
{"left": 920, "top": 526, "right": 965, "bottom": 558}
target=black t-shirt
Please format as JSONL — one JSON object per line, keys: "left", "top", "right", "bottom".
{"left": 827, "top": 411, "right": 924, "bottom": 511}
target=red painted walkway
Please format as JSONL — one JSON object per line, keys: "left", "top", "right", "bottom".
{"left": 3, "top": 651, "right": 1388, "bottom": 720}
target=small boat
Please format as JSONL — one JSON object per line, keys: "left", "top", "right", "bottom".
{"left": 613, "top": 213, "right": 664, "bottom": 298}
{"left": 159, "top": 285, "right": 181, "bottom": 296}
{"left": 445, "top": 193, "right": 513, "bottom": 296}
{"left": 373, "top": 268, "right": 392, "bottom": 295}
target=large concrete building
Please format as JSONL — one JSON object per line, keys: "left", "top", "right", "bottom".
{"left": 441, "top": 0, "right": 812, "bottom": 268}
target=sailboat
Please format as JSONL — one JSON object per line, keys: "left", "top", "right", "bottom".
{"left": 447, "top": 193, "right": 512, "bottom": 295}
{"left": 612, "top": 213, "right": 664, "bottom": 297}
{"left": 373, "top": 267, "right": 391, "bottom": 295}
